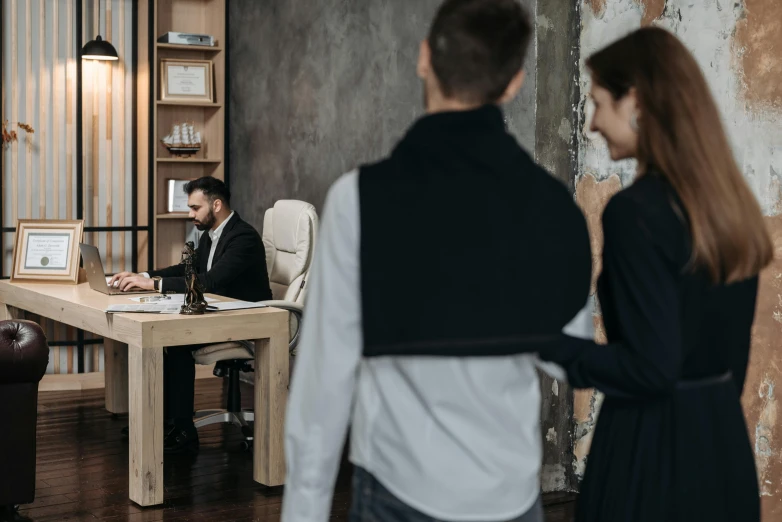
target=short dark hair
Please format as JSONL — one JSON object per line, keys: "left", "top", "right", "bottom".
{"left": 427, "top": 0, "right": 531, "bottom": 104}
{"left": 184, "top": 176, "right": 231, "bottom": 207}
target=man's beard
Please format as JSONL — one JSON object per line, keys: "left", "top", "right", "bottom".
{"left": 194, "top": 209, "right": 216, "bottom": 231}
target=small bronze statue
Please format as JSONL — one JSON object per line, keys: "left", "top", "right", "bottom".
{"left": 180, "top": 241, "right": 208, "bottom": 315}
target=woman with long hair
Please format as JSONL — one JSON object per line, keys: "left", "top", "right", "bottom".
{"left": 540, "top": 27, "right": 771, "bottom": 522}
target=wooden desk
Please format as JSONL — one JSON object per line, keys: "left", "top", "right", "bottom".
{"left": 0, "top": 281, "right": 290, "bottom": 507}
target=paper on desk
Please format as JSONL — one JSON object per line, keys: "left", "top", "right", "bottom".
{"left": 127, "top": 294, "right": 218, "bottom": 303}
{"left": 106, "top": 303, "right": 182, "bottom": 314}
{"left": 207, "top": 301, "right": 267, "bottom": 311}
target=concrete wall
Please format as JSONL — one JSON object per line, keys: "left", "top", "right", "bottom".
{"left": 575, "top": 0, "right": 782, "bottom": 514}
{"left": 534, "top": 0, "right": 583, "bottom": 492}
{"left": 227, "top": 0, "right": 585, "bottom": 492}
{"left": 227, "top": 0, "right": 536, "bottom": 220}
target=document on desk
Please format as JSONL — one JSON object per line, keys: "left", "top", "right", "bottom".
{"left": 127, "top": 294, "right": 218, "bottom": 303}
{"left": 105, "top": 303, "right": 182, "bottom": 314}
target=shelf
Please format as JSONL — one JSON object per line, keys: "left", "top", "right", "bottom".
{"left": 157, "top": 101, "right": 222, "bottom": 107}
{"left": 157, "top": 158, "right": 222, "bottom": 163}
{"left": 143, "top": 0, "right": 227, "bottom": 269}
{"left": 156, "top": 213, "right": 191, "bottom": 220}
{"left": 157, "top": 43, "right": 223, "bottom": 52}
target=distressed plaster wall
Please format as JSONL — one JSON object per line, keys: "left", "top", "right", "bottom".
{"left": 576, "top": 0, "right": 782, "bottom": 514}
{"left": 535, "top": 0, "right": 583, "bottom": 491}
{"left": 228, "top": 0, "right": 536, "bottom": 221}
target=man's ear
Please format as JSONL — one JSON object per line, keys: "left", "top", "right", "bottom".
{"left": 498, "top": 70, "right": 526, "bottom": 104}
{"left": 417, "top": 40, "right": 431, "bottom": 80}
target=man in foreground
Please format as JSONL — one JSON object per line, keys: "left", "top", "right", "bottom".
{"left": 282, "top": 0, "right": 593, "bottom": 520}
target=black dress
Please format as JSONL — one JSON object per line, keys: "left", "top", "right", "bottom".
{"left": 540, "top": 173, "right": 760, "bottom": 522}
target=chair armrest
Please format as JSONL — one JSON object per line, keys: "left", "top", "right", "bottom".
{"left": 258, "top": 300, "right": 303, "bottom": 316}
{"left": 0, "top": 320, "right": 49, "bottom": 384}
{"left": 258, "top": 300, "right": 304, "bottom": 353}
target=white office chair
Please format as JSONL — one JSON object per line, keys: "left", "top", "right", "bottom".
{"left": 192, "top": 200, "right": 318, "bottom": 447}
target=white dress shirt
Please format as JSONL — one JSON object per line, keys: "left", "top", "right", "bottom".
{"left": 206, "top": 211, "right": 234, "bottom": 271}
{"left": 281, "top": 171, "right": 593, "bottom": 522}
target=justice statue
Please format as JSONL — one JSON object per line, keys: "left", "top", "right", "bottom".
{"left": 180, "top": 241, "right": 208, "bottom": 315}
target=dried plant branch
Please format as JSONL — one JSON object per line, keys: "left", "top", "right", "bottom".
{"left": 1, "top": 120, "right": 35, "bottom": 146}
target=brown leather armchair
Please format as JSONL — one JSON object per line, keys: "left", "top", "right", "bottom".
{"left": 0, "top": 320, "right": 48, "bottom": 513}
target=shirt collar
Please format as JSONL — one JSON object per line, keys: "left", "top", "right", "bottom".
{"left": 209, "top": 211, "right": 234, "bottom": 243}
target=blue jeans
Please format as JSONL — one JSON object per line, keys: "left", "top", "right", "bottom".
{"left": 349, "top": 467, "right": 544, "bottom": 522}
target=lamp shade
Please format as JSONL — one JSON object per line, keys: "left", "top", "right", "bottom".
{"left": 81, "top": 35, "right": 118, "bottom": 61}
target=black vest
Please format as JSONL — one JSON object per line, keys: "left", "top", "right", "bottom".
{"left": 359, "top": 105, "right": 592, "bottom": 357}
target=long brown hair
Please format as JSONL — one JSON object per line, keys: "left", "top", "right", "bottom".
{"left": 587, "top": 27, "right": 773, "bottom": 283}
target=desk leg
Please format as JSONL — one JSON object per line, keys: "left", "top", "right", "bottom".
{"left": 104, "top": 339, "right": 129, "bottom": 414}
{"left": 128, "top": 344, "right": 164, "bottom": 506}
{"left": 253, "top": 313, "right": 290, "bottom": 486}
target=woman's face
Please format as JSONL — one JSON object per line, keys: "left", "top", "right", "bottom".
{"left": 588, "top": 82, "right": 639, "bottom": 161}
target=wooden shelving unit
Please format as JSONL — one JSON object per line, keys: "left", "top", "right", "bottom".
{"left": 156, "top": 101, "right": 223, "bottom": 107}
{"left": 156, "top": 213, "right": 191, "bottom": 220}
{"left": 157, "top": 43, "right": 224, "bottom": 52}
{"left": 157, "top": 158, "right": 223, "bottom": 163}
{"left": 138, "top": 0, "right": 227, "bottom": 269}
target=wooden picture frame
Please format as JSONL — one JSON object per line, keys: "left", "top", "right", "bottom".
{"left": 160, "top": 59, "right": 213, "bottom": 102}
{"left": 11, "top": 220, "right": 84, "bottom": 284}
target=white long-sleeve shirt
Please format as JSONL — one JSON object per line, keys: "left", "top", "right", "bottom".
{"left": 281, "top": 171, "right": 593, "bottom": 522}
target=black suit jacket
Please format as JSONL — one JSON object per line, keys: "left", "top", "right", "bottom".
{"left": 148, "top": 212, "right": 272, "bottom": 302}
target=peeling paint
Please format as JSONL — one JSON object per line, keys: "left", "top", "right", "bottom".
{"left": 754, "top": 377, "right": 777, "bottom": 497}
{"left": 635, "top": 0, "right": 666, "bottom": 26}
{"left": 572, "top": 389, "right": 604, "bottom": 479}
{"left": 734, "top": 0, "right": 782, "bottom": 110}
{"left": 541, "top": 464, "right": 568, "bottom": 492}
{"left": 552, "top": 379, "right": 559, "bottom": 397}
{"left": 580, "top": 0, "right": 782, "bottom": 210}
{"left": 557, "top": 117, "right": 572, "bottom": 144}
{"left": 546, "top": 427, "right": 558, "bottom": 445}
{"left": 537, "top": 14, "right": 553, "bottom": 34}
{"left": 742, "top": 214, "right": 782, "bottom": 516}
{"left": 585, "top": 0, "right": 607, "bottom": 19}
{"left": 575, "top": 173, "right": 622, "bottom": 295}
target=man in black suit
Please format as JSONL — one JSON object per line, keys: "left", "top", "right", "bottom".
{"left": 111, "top": 177, "right": 272, "bottom": 453}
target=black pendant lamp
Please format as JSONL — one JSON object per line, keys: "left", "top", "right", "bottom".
{"left": 81, "top": 2, "right": 118, "bottom": 61}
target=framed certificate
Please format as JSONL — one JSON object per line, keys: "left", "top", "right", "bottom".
{"left": 167, "top": 179, "right": 193, "bottom": 213}
{"left": 160, "top": 59, "right": 213, "bottom": 102}
{"left": 11, "top": 220, "right": 84, "bottom": 283}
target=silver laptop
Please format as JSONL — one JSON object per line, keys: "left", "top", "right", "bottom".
{"left": 80, "top": 243, "right": 156, "bottom": 295}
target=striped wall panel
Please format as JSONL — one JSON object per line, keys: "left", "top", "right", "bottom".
{"left": 1, "top": 0, "right": 135, "bottom": 374}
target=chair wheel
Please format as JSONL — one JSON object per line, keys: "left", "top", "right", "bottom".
{"left": 240, "top": 440, "right": 252, "bottom": 452}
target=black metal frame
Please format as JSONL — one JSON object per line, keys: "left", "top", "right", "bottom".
{"left": 0, "top": 0, "right": 148, "bottom": 373}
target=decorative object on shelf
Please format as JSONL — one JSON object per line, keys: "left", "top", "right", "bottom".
{"left": 81, "top": 1, "right": 118, "bottom": 61}
{"left": 167, "top": 179, "right": 194, "bottom": 213}
{"left": 180, "top": 241, "right": 208, "bottom": 315}
{"left": 158, "top": 32, "right": 215, "bottom": 47}
{"left": 11, "top": 220, "right": 84, "bottom": 284}
{"left": 161, "top": 122, "right": 202, "bottom": 157}
{"left": 160, "top": 59, "right": 213, "bottom": 102}
{"left": 1, "top": 120, "right": 35, "bottom": 147}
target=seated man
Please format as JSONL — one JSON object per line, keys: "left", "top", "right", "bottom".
{"left": 111, "top": 176, "right": 272, "bottom": 453}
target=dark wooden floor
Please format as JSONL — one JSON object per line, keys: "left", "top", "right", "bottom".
{"left": 10, "top": 379, "right": 575, "bottom": 522}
